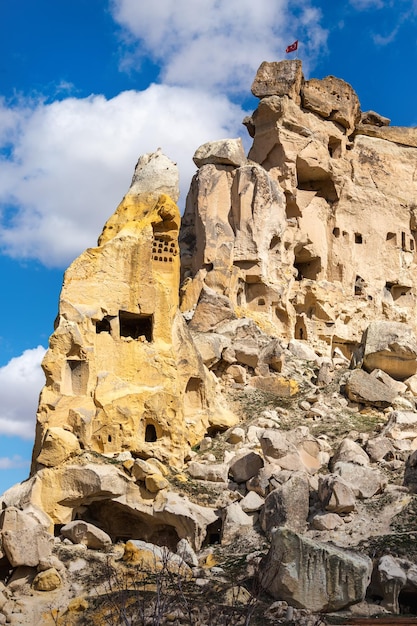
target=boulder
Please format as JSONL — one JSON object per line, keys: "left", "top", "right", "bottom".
{"left": 187, "top": 461, "right": 228, "bottom": 483}
{"left": 366, "top": 437, "right": 395, "bottom": 463}
{"left": 239, "top": 491, "right": 265, "bottom": 513}
{"left": 359, "top": 321, "right": 417, "bottom": 380}
{"left": 0, "top": 508, "right": 53, "bottom": 568}
{"left": 32, "top": 568, "right": 62, "bottom": 592}
{"left": 318, "top": 474, "right": 356, "bottom": 514}
{"left": 193, "top": 138, "right": 246, "bottom": 168}
{"left": 377, "top": 555, "right": 407, "bottom": 614}
{"left": 145, "top": 473, "right": 169, "bottom": 493}
{"left": 188, "top": 288, "right": 237, "bottom": 332}
{"left": 333, "top": 462, "right": 386, "bottom": 499}
{"left": 330, "top": 438, "right": 370, "bottom": 468}
{"left": 260, "top": 428, "right": 323, "bottom": 473}
{"left": 310, "top": 512, "right": 343, "bottom": 531}
{"left": 221, "top": 503, "right": 253, "bottom": 544}
{"left": 228, "top": 452, "right": 264, "bottom": 483}
{"left": 344, "top": 369, "right": 396, "bottom": 407}
{"left": 251, "top": 59, "right": 303, "bottom": 101}
{"left": 60, "top": 520, "right": 112, "bottom": 549}
{"left": 260, "top": 471, "right": 309, "bottom": 534}
{"left": 260, "top": 528, "right": 372, "bottom": 612}
{"left": 382, "top": 411, "right": 417, "bottom": 441}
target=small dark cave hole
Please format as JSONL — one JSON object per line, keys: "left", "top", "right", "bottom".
{"left": 145, "top": 424, "right": 157, "bottom": 442}
{"left": 399, "top": 590, "right": 417, "bottom": 615}
{"left": 203, "top": 519, "right": 223, "bottom": 547}
{"left": 96, "top": 317, "right": 112, "bottom": 334}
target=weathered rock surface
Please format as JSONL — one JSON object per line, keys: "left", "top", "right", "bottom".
{"left": 5, "top": 58, "right": 417, "bottom": 623}
{"left": 260, "top": 528, "right": 372, "bottom": 612}
{"left": 358, "top": 321, "right": 417, "bottom": 380}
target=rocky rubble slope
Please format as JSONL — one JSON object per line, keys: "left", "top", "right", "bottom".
{"left": 2, "top": 61, "right": 417, "bottom": 624}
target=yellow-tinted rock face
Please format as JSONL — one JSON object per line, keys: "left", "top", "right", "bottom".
{"left": 32, "top": 150, "right": 234, "bottom": 473}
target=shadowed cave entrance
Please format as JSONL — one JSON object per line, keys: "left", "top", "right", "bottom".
{"left": 72, "top": 501, "right": 181, "bottom": 550}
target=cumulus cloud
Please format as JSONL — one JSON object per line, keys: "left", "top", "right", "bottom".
{"left": 0, "top": 346, "right": 46, "bottom": 439}
{"left": 0, "top": 456, "right": 30, "bottom": 470}
{"left": 110, "top": 0, "right": 328, "bottom": 91}
{"left": 0, "top": 86, "right": 247, "bottom": 266}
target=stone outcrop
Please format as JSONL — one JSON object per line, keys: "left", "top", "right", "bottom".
{"left": 32, "top": 149, "right": 235, "bottom": 476}
{"left": 180, "top": 60, "right": 417, "bottom": 363}
{"left": 260, "top": 528, "right": 372, "bottom": 612}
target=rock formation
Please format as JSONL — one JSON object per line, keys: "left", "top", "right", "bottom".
{"left": 180, "top": 59, "right": 417, "bottom": 362}
{"left": 4, "top": 60, "right": 417, "bottom": 623}
{"left": 32, "top": 149, "right": 234, "bottom": 472}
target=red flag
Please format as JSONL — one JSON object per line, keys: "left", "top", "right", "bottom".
{"left": 286, "top": 40, "right": 298, "bottom": 54}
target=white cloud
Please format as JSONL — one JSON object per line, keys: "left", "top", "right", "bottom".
{"left": 110, "top": 0, "right": 328, "bottom": 91}
{"left": 0, "top": 346, "right": 46, "bottom": 439}
{"left": 0, "top": 85, "right": 247, "bottom": 266}
{"left": 0, "top": 456, "right": 30, "bottom": 470}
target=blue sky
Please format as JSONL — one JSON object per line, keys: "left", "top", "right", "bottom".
{"left": 0, "top": 0, "right": 416, "bottom": 494}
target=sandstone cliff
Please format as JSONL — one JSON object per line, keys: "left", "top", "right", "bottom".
{"left": 2, "top": 61, "right": 417, "bottom": 624}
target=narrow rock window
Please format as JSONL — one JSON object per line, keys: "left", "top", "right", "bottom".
{"left": 119, "top": 311, "right": 153, "bottom": 342}
{"left": 328, "top": 137, "right": 342, "bottom": 158}
{"left": 333, "top": 227, "right": 340, "bottom": 238}
{"left": 258, "top": 298, "right": 265, "bottom": 306}
{"left": 354, "top": 233, "right": 363, "bottom": 244}
{"left": 66, "top": 360, "right": 89, "bottom": 395}
{"left": 386, "top": 232, "right": 396, "bottom": 245}
{"left": 145, "top": 424, "right": 157, "bottom": 442}
{"left": 354, "top": 275, "right": 365, "bottom": 296}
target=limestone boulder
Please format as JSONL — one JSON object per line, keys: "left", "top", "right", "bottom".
{"left": 260, "top": 471, "right": 309, "bottom": 534}
{"left": 260, "top": 528, "right": 372, "bottom": 612}
{"left": 0, "top": 508, "right": 53, "bottom": 568}
{"left": 239, "top": 491, "right": 265, "bottom": 513}
{"left": 221, "top": 502, "right": 253, "bottom": 544}
{"left": 193, "top": 138, "right": 246, "bottom": 168}
{"left": 365, "top": 437, "right": 395, "bottom": 463}
{"left": 310, "top": 512, "right": 343, "bottom": 531}
{"left": 61, "top": 520, "right": 112, "bottom": 549}
{"left": 382, "top": 411, "right": 417, "bottom": 441}
{"left": 32, "top": 568, "right": 62, "bottom": 592}
{"left": 377, "top": 554, "right": 407, "bottom": 614}
{"left": 344, "top": 369, "right": 396, "bottom": 407}
{"left": 251, "top": 59, "right": 303, "bottom": 101}
{"left": 333, "top": 462, "right": 386, "bottom": 499}
{"left": 188, "top": 288, "right": 236, "bottom": 332}
{"left": 318, "top": 474, "right": 356, "bottom": 514}
{"left": 260, "top": 427, "right": 324, "bottom": 473}
{"left": 228, "top": 452, "right": 264, "bottom": 483}
{"left": 330, "top": 438, "right": 370, "bottom": 468}
{"left": 187, "top": 461, "right": 228, "bottom": 483}
{"left": 359, "top": 321, "right": 417, "bottom": 380}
